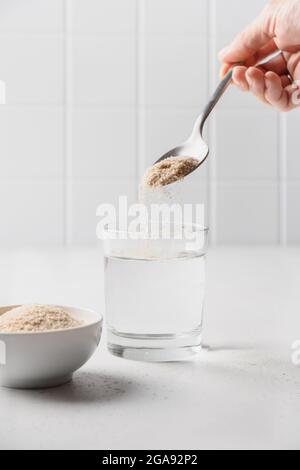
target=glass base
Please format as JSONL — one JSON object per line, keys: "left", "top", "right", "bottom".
{"left": 107, "top": 329, "right": 203, "bottom": 362}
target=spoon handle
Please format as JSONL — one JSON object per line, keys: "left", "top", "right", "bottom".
{"left": 200, "top": 69, "right": 233, "bottom": 131}
{"left": 199, "top": 49, "right": 283, "bottom": 133}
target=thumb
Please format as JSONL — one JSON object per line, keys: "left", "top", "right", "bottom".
{"left": 219, "top": 9, "right": 274, "bottom": 65}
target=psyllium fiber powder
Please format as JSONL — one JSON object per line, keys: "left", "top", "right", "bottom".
{"left": 142, "top": 156, "right": 199, "bottom": 188}
{"left": 0, "top": 305, "right": 83, "bottom": 333}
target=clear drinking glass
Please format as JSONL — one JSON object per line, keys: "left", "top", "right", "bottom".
{"left": 102, "top": 224, "right": 208, "bottom": 362}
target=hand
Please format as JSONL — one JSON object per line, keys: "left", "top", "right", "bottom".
{"left": 219, "top": 0, "right": 300, "bottom": 111}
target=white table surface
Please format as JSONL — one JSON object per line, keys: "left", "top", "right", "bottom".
{"left": 0, "top": 247, "right": 300, "bottom": 450}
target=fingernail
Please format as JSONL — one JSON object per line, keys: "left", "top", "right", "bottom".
{"left": 265, "top": 77, "right": 272, "bottom": 89}
{"left": 219, "top": 64, "right": 228, "bottom": 79}
{"left": 236, "top": 81, "right": 247, "bottom": 91}
{"left": 246, "top": 74, "right": 255, "bottom": 87}
{"left": 265, "top": 74, "right": 273, "bottom": 86}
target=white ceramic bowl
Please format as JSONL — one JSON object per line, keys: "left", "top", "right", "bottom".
{"left": 0, "top": 305, "right": 102, "bottom": 389}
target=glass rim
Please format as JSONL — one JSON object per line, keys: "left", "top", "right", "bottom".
{"left": 102, "top": 222, "right": 209, "bottom": 237}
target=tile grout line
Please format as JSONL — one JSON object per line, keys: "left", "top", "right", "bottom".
{"left": 1, "top": 103, "right": 269, "bottom": 111}
{"left": 279, "top": 113, "right": 287, "bottom": 246}
{"left": 0, "top": 30, "right": 207, "bottom": 35}
{"left": 64, "top": 0, "right": 73, "bottom": 246}
{"left": 135, "top": 0, "right": 146, "bottom": 196}
{"left": 134, "top": 0, "right": 139, "bottom": 198}
{"left": 62, "top": 0, "right": 67, "bottom": 247}
{"left": 207, "top": 0, "right": 217, "bottom": 246}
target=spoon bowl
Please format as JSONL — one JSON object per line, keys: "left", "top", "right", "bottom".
{"left": 154, "top": 134, "right": 209, "bottom": 180}
{"left": 155, "top": 122, "right": 209, "bottom": 169}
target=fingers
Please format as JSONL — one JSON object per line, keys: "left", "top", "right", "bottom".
{"left": 254, "top": 40, "right": 278, "bottom": 63}
{"left": 218, "top": 10, "right": 272, "bottom": 65}
{"left": 219, "top": 63, "right": 231, "bottom": 78}
{"left": 264, "top": 71, "right": 292, "bottom": 111}
{"left": 245, "top": 67, "right": 268, "bottom": 104}
{"left": 232, "top": 67, "right": 268, "bottom": 104}
{"left": 280, "top": 75, "right": 293, "bottom": 88}
{"left": 220, "top": 53, "right": 287, "bottom": 79}
{"left": 230, "top": 67, "right": 297, "bottom": 111}
{"left": 285, "top": 51, "right": 300, "bottom": 78}
{"left": 232, "top": 66, "right": 249, "bottom": 91}
{"left": 259, "top": 52, "right": 288, "bottom": 75}
{"left": 220, "top": 43, "right": 286, "bottom": 78}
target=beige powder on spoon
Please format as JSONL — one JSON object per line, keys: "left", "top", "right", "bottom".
{"left": 142, "top": 156, "right": 199, "bottom": 188}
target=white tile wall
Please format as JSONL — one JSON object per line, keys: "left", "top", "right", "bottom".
{"left": 286, "top": 112, "right": 300, "bottom": 180}
{"left": 285, "top": 112, "right": 300, "bottom": 244}
{"left": 71, "top": 109, "right": 136, "bottom": 179}
{"left": 143, "top": 35, "right": 207, "bottom": 107}
{"left": 0, "top": 107, "right": 63, "bottom": 180}
{"left": 0, "top": 0, "right": 63, "bottom": 33}
{"left": 71, "top": 180, "right": 136, "bottom": 244}
{"left": 0, "top": 182, "right": 63, "bottom": 246}
{"left": 142, "top": 0, "right": 208, "bottom": 34}
{"left": 0, "top": 0, "right": 298, "bottom": 246}
{"left": 216, "top": 182, "right": 280, "bottom": 244}
{"left": 215, "top": 109, "right": 279, "bottom": 181}
{"left": 71, "top": 0, "right": 136, "bottom": 34}
{"left": 0, "top": 34, "right": 63, "bottom": 104}
{"left": 214, "top": 0, "right": 266, "bottom": 35}
{"left": 71, "top": 35, "right": 136, "bottom": 106}
{"left": 287, "top": 183, "right": 300, "bottom": 244}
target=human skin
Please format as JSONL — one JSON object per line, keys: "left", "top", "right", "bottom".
{"left": 219, "top": 0, "right": 300, "bottom": 111}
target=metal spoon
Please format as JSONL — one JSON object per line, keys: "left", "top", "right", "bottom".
{"left": 154, "top": 50, "right": 283, "bottom": 177}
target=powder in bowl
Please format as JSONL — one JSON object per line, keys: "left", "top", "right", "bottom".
{"left": 0, "top": 304, "right": 84, "bottom": 333}
{"left": 142, "top": 156, "right": 199, "bottom": 188}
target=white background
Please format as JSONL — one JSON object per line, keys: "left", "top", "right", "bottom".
{"left": 0, "top": 0, "right": 298, "bottom": 246}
